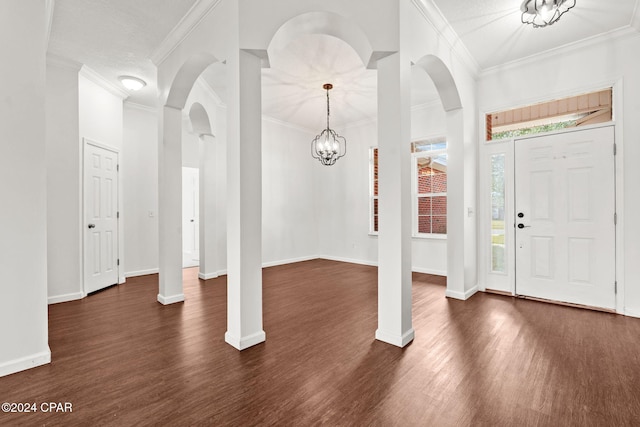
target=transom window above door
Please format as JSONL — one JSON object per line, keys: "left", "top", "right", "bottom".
{"left": 486, "top": 88, "right": 612, "bottom": 141}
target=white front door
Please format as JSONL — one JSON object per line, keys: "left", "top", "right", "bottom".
{"left": 182, "top": 167, "right": 200, "bottom": 268}
{"left": 84, "top": 142, "right": 119, "bottom": 294}
{"left": 515, "top": 126, "right": 616, "bottom": 309}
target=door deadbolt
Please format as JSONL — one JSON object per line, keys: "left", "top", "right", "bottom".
{"left": 517, "top": 212, "right": 524, "bottom": 218}
{"left": 88, "top": 224, "right": 96, "bottom": 229}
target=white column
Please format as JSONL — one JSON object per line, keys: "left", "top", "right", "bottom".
{"left": 225, "top": 49, "right": 265, "bottom": 350}
{"left": 0, "top": 0, "right": 50, "bottom": 376}
{"left": 157, "top": 105, "right": 185, "bottom": 304}
{"left": 376, "top": 52, "right": 414, "bottom": 347}
{"left": 445, "top": 109, "right": 467, "bottom": 299}
{"left": 199, "top": 134, "right": 217, "bottom": 280}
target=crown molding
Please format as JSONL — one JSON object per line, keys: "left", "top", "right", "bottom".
{"left": 124, "top": 101, "right": 158, "bottom": 114}
{"left": 150, "top": 0, "right": 223, "bottom": 66}
{"left": 410, "top": 0, "right": 480, "bottom": 77}
{"left": 262, "top": 114, "right": 316, "bottom": 135}
{"left": 45, "top": 0, "right": 55, "bottom": 51}
{"left": 480, "top": 26, "right": 640, "bottom": 77}
{"left": 79, "top": 66, "right": 129, "bottom": 99}
{"left": 46, "top": 52, "right": 82, "bottom": 72}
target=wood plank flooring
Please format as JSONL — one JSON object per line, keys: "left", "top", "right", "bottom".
{"left": 1, "top": 259, "right": 640, "bottom": 426}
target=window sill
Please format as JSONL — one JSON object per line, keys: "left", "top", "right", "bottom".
{"left": 412, "top": 233, "right": 447, "bottom": 240}
{"left": 368, "top": 233, "right": 447, "bottom": 241}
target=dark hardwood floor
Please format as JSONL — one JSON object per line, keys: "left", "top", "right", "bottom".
{"left": 1, "top": 259, "right": 640, "bottom": 426}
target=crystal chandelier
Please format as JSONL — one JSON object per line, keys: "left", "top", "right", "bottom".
{"left": 521, "top": 0, "right": 575, "bottom": 28}
{"left": 311, "top": 83, "right": 346, "bottom": 166}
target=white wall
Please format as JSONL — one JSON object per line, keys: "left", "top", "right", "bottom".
{"left": 317, "top": 101, "right": 449, "bottom": 275}
{"left": 78, "top": 73, "right": 125, "bottom": 283}
{"left": 122, "top": 92, "right": 320, "bottom": 276}
{"left": 477, "top": 31, "right": 640, "bottom": 316}
{"left": 316, "top": 119, "right": 378, "bottom": 265}
{"left": 181, "top": 116, "right": 200, "bottom": 168}
{"left": 0, "top": 0, "right": 50, "bottom": 376}
{"left": 79, "top": 75, "right": 124, "bottom": 149}
{"left": 46, "top": 58, "right": 82, "bottom": 303}
{"left": 123, "top": 103, "right": 159, "bottom": 277}
{"left": 262, "top": 118, "right": 318, "bottom": 265}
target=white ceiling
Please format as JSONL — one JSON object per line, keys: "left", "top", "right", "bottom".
{"left": 48, "top": 0, "right": 198, "bottom": 107}
{"left": 430, "top": 0, "right": 640, "bottom": 70}
{"left": 47, "top": 0, "right": 640, "bottom": 129}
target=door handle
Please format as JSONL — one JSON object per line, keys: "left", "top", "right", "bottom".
{"left": 517, "top": 223, "right": 530, "bottom": 229}
{"left": 88, "top": 224, "right": 96, "bottom": 229}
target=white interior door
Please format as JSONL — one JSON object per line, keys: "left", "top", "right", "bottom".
{"left": 84, "top": 142, "right": 119, "bottom": 294}
{"left": 515, "top": 126, "right": 615, "bottom": 309}
{"left": 182, "top": 167, "right": 200, "bottom": 268}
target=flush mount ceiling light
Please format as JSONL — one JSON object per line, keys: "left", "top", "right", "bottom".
{"left": 118, "top": 75, "right": 146, "bottom": 91}
{"left": 311, "top": 83, "right": 346, "bottom": 166}
{"left": 521, "top": 0, "right": 576, "bottom": 28}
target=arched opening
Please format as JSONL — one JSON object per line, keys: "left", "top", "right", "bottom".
{"left": 268, "top": 12, "right": 421, "bottom": 348}
{"left": 186, "top": 102, "right": 219, "bottom": 282}
{"left": 413, "top": 54, "right": 469, "bottom": 301}
{"left": 157, "top": 54, "right": 219, "bottom": 306}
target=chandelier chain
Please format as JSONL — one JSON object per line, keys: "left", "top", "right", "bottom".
{"left": 326, "top": 88, "right": 330, "bottom": 130}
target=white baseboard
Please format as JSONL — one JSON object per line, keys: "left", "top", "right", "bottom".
{"left": 224, "top": 330, "right": 266, "bottom": 350}
{"left": 157, "top": 293, "right": 185, "bottom": 305}
{"left": 198, "top": 271, "right": 218, "bottom": 280}
{"left": 125, "top": 268, "right": 159, "bottom": 278}
{"left": 624, "top": 309, "right": 640, "bottom": 318}
{"left": 319, "top": 255, "right": 378, "bottom": 267}
{"left": 375, "top": 328, "right": 415, "bottom": 348}
{"left": 411, "top": 266, "right": 447, "bottom": 276}
{"left": 119, "top": 275, "right": 126, "bottom": 284}
{"left": 319, "top": 255, "right": 446, "bottom": 277}
{"left": 0, "top": 348, "right": 51, "bottom": 378}
{"left": 48, "top": 292, "right": 84, "bottom": 305}
{"left": 445, "top": 285, "right": 479, "bottom": 301}
{"left": 262, "top": 255, "right": 317, "bottom": 268}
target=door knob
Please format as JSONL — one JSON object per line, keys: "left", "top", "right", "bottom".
{"left": 517, "top": 223, "right": 530, "bottom": 229}
{"left": 88, "top": 224, "right": 96, "bottom": 229}
{"left": 190, "top": 219, "right": 194, "bottom": 222}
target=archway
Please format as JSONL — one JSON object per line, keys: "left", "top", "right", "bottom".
{"left": 187, "top": 102, "right": 218, "bottom": 282}
{"left": 269, "top": 12, "right": 420, "bottom": 348}
{"left": 413, "top": 54, "right": 469, "bottom": 301}
{"left": 157, "top": 54, "right": 219, "bottom": 305}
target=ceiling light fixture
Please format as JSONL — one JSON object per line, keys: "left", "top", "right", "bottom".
{"left": 118, "top": 75, "right": 146, "bottom": 91}
{"left": 311, "top": 83, "right": 346, "bottom": 166}
{"left": 521, "top": 0, "right": 575, "bottom": 28}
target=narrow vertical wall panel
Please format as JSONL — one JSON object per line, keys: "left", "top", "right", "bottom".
{"left": 0, "top": 0, "right": 51, "bottom": 376}
{"left": 225, "top": 49, "right": 265, "bottom": 350}
{"left": 158, "top": 106, "right": 186, "bottom": 304}
{"left": 376, "top": 51, "right": 414, "bottom": 348}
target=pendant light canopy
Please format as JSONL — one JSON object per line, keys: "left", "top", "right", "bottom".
{"left": 311, "top": 83, "right": 346, "bottom": 166}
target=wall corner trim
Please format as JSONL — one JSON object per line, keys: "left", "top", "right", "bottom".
{"left": 0, "top": 348, "right": 51, "bottom": 378}
{"left": 150, "top": 0, "right": 223, "bottom": 66}
{"left": 46, "top": 52, "right": 82, "bottom": 72}
{"left": 157, "top": 293, "right": 185, "bottom": 305}
{"left": 445, "top": 285, "right": 479, "bottom": 300}
{"left": 79, "top": 65, "right": 129, "bottom": 100}
{"left": 48, "top": 292, "right": 84, "bottom": 305}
